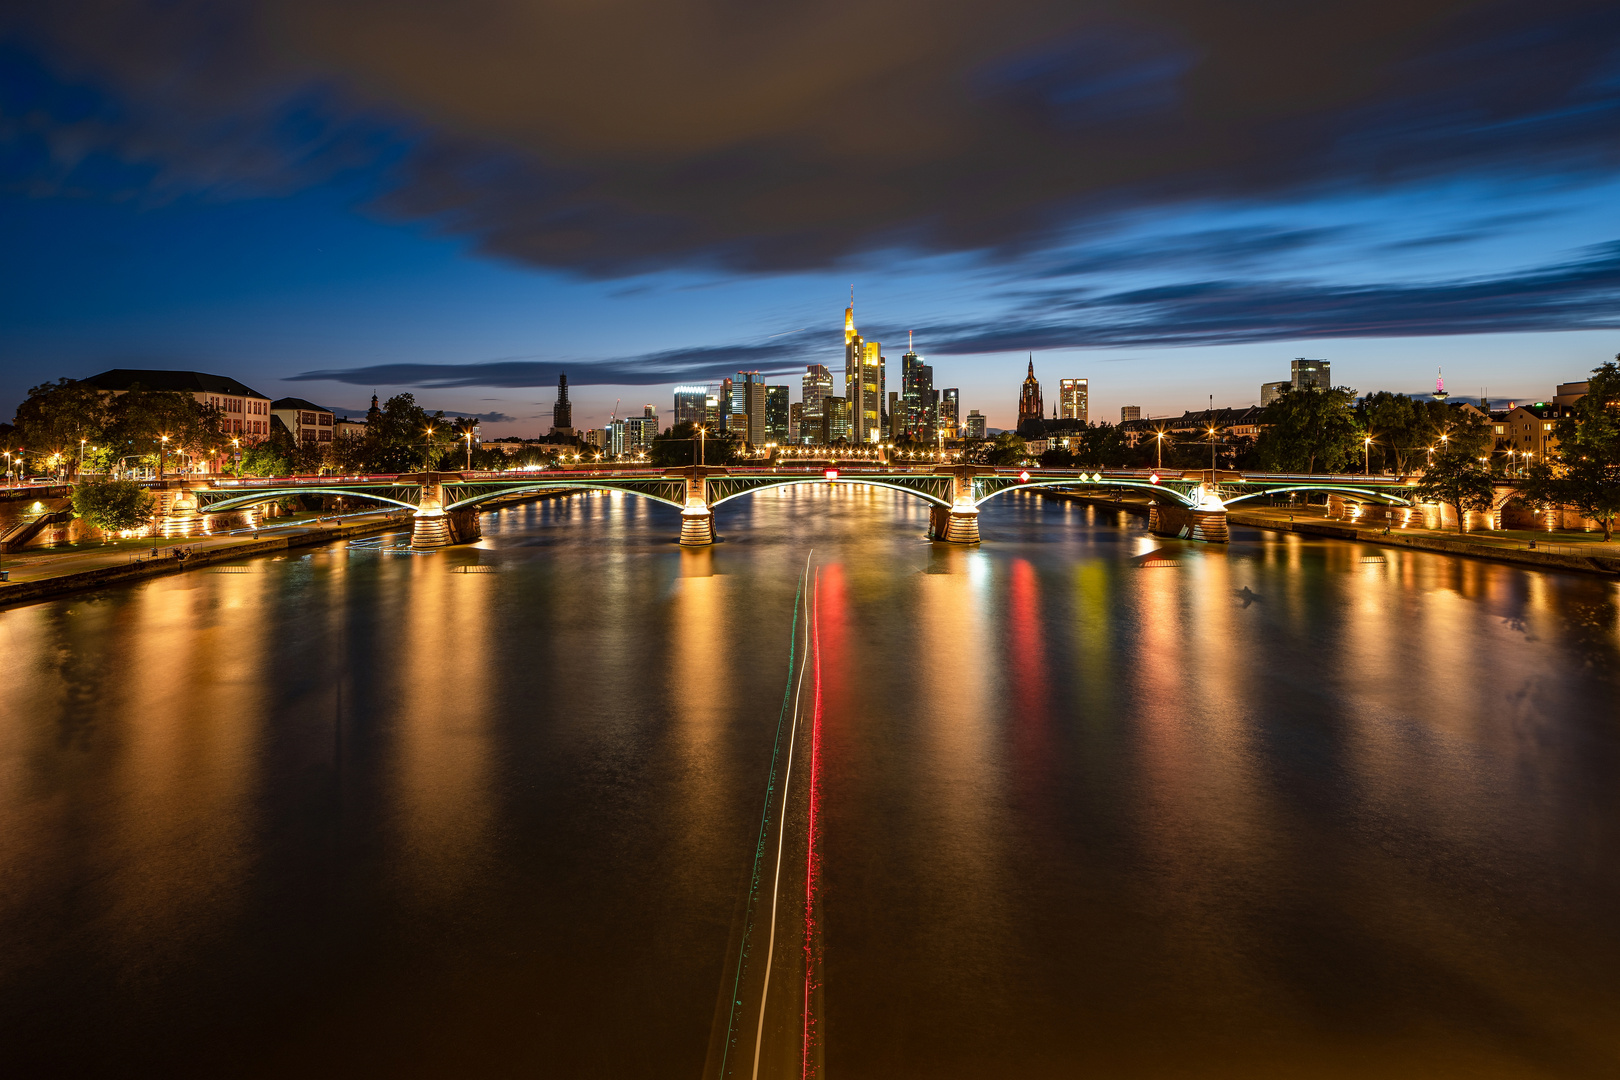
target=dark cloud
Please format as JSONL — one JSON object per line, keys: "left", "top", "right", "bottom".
{"left": 904, "top": 241, "right": 1620, "bottom": 352}
{"left": 290, "top": 342, "right": 810, "bottom": 388}
{"left": 4, "top": 1, "right": 1617, "bottom": 274}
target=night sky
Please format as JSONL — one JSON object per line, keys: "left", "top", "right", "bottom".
{"left": 3, "top": 1, "right": 1619, "bottom": 433}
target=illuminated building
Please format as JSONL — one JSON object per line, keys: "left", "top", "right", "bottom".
{"left": 821, "top": 396, "right": 851, "bottom": 444}
{"left": 965, "top": 410, "right": 987, "bottom": 440}
{"left": 1121, "top": 405, "right": 1141, "bottom": 422}
{"left": 627, "top": 405, "right": 659, "bottom": 450}
{"left": 1058, "top": 378, "right": 1088, "bottom": 421}
{"left": 801, "top": 364, "right": 833, "bottom": 443}
{"left": 85, "top": 369, "right": 273, "bottom": 446}
{"left": 1261, "top": 382, "right": 1288, "bottom": 406}
{"left": 1017, "top": 356, "right": 1043, "bottom": 427}
{"left": 789, "top": 402, "right": 803, "bottom": 442}
{"left": 939, "top": 388, "right": 959, "bottom": 439}
{"left": 1292, "top": 358, "right": 1331, "bottom": 391}
{"left": 673, "top": 385, "right": 708, "bottom": 426}
{"left": 842, "top": 297, "right": 884, "bottom": 443}
{"left": 733, "top": 371, "right": 766, "bottom": 446}
{"left": 766, "top": 385, "right": 790, "bottom": 444}
{"left": 270, "top": 397, "right": 334, "bottom": 447}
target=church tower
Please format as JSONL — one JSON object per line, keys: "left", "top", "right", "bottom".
{"left": 1018, "top": 356, "right": 1043, "bottom": 427}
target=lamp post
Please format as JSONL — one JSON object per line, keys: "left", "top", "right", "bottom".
{"left": 1208, "top": 425, "right": 1218, "bottom": 470}
{"left": 159, "top": 434, "right": 170, "bottom": 481}
{"left": 464, "top": 430, "right": 473, "bottom": 471}
{"left": 1364, "top": 435, "right": 1373, "bottom": 474}
{"left": 232, "top": 438, "right": 241, "bottom": 478}
{"left": 1155, "top": 430, "right": 1165, "bottom": 470}
{"left": 79, "top": 437, "right": 87, "bottom": 478}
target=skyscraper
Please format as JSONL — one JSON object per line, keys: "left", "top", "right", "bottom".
{"left": 734, "top": 371, "right": 766, "bottom": 446}
{"left": 966, "top": 410, "right": 987, "bottom": 440}
{"left": 1018, "top": 357, "right": 1043, "bottom": 427}
{"left": 801, "top": 364, "right": 833, "bottom": 443}
{"left": 939, "top": 388, "right": 959, "bottom": 439}
{"left": 673, "top": 385, "right": 708, "bottom": 426}
{"left": 628, "top": 404, "right": 659, "bottom": 451}
{"left": 821, "top": 396, "right": 851, "bottom": 444}
{"left": 842, "top": 296, "right": 883, "bottom": 443}
{"left": 765, "top": 385, "right": 790, "bottom": 444}
{"left": 1059, "top": 378, "right": 1088, "bottom": 421}
{"left": 1121, "top": 405, "right": 1142, "bottom": 422}
{"left": 552, "top": 372, "right": 573, "bottom": 435}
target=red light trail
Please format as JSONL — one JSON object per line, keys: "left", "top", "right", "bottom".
{"left": 802, "top": 568, "right": 824, "bottom": 1078}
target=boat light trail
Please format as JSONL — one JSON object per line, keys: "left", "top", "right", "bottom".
{"left": 752, "top": 554, "right": 816, "bottom": 1080}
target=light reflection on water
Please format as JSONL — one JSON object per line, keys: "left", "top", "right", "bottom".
{"left": 0, "top": 488, "right": 1617, "bottom": 1078}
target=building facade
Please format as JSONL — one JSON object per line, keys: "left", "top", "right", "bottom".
{"left": 1121, "top": 405, "right": 1141, "bottom": 422}
{"left": 801, "top": 364, "right": 833, "bottom": 443}
{"left": 86, "top": 369, "right": 273, "bottom": 440}
{"left": 1291, "top": 358, "right": 1331, "bottom": 392}
{"left": 965, "top": 410, "right": 987, "bottom": 440}
{"left": 1017, "top": 357, "right": 1043, "bottom": 427}
{"left": 842, "top": 301, "right": 884, "bottom": 443}
{"left": 552, "top": 373, "right": 573, "bottom": 435}
{"left": 821, "top": 396, "right": 852, "bottom": 444}
{"left": 673, "top": 385, "right": 709, "bottom": 427}
{"left": 733, "top": 371, "right": 767, "bottom": 446}
{"left": 271, "top": 398, "right": 334, "bottom": 446}
{"left": 1059, "top": 378, "right": 1088, "bottom": 422}
{"left": 765, "top": 385, "right": 790, "bottom": 444}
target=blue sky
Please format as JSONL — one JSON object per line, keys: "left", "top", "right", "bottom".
{"left": 3, "top": 2, "right": 1618, "bottom": 433}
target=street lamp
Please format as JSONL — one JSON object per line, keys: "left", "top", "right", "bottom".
{"left": 232, "top": 437, "right": 241, "bottom": 478}
{"left": 1155, "top": 429, "right": 1166, "bottom": 470}
{"left": 464, "top": 429, "right": 473, "bottom": 471}
{"left": 1207, "top": 425, "right": 1219, "bottom": 470}
{"left": 1364, "top": 435, "right": 1374, "bottom": 474}
{"left": 159, "top": 434, "right": 170, "bottom": 481}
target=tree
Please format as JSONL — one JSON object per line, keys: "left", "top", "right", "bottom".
{"left": 985, "top": 432, "right": 1028, "bottom": 466}
{"left": 1517, "top": 360, "right": 1620, "bottom": 540}
{"left": 1252, "top": 386, "right": 1362, "bottom": 473}
{"left": 358, "top": 394, "right": 447, "bottom": 472}
{"left": 1413, "top": 448, "right": 1495, "bottom": 533}
{"left": 72, "top": 479, "right": 155, "bottom": 539}
{"left": 100, "top": 386, "right": 225, "bottom": 475}
{"left": 12, "top": 379, "right": 109, "bottom": 477}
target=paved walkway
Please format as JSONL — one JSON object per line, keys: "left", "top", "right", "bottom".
{"left": 0, "top": 512, "right": 411, "bottom": 601}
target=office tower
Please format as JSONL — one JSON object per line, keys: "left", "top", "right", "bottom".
{"left": 842, "top": 297, "right": 884, "bottom": 443}
{"left": 821, "top": 396, "right": 851, "bottom": 444}
{"left": 605, "top": 417, "right": 626, "bottom": 457}
{"left": 801, "top": 364, "right": 833, "bottom": 443}
{"left": 789, "top": 402, "right": 803, "bottom": 443}
{"left": 939, "top": 388, "right": 959, "bottom": 439}
{"left": 719, "top": 377, "right": 734, "bottom": 435}
{"left": 1291, "top": 358, "right": 1330, "bottom": 392}
{"left": 627, "top": 404, "right": 658, "bottom": 451}
{"left": 674, "top": 385, "right": 708, "bottom": 426}
{"left": 1018, "top": 356, "right": 1043, "bottom": 426}
{"left": 766, "top": 385, "right": 790, "bottom": 444}
{"left": 966, "top": 410, "right": 987, "bottom": 440}
{"left": 1059, "top": 378, "right": 1089, "bottom": 421}
{"left": 732, "top": 371, "right": 767, "bottom": 446}
{"left": 552, "top": 372, "right": 573, "bottom": 434}
{"left": 1121, "top": 405, "right": 1142, "bottom": 422}
{"left": 1261, "top": 382, "right": 1288, "bottom": 406}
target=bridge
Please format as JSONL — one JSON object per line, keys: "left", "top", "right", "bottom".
{"left": 179, "top": 465, "right": 1420, "bottom": 548}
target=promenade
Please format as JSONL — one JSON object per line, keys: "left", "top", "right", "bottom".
{"left": 0, "top": 510, "right": 411, "bottom": 608}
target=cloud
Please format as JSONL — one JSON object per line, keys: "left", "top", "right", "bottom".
{"left": 4, "top": 1, "right": 1617, "bottom": 275}
{"left": 906, "top": 241, "right": 1620, "bottom": 352}
{"left": 289, "top": 341, "right": 813, "bottom": 388}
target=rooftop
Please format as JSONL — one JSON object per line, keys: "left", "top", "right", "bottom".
{"left": 85, "top": 368, "right": 268, "bottom": 398}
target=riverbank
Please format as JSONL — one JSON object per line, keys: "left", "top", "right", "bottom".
{"left": 1049, "top": 491, "right": 1620, "bottom": 577}
{"left": 0, "top": 512, "right": 412, "bottom": 608}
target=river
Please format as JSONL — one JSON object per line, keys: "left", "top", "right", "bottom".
{"left": 2, "top": 487, "right": 1617, "bottom": 1078}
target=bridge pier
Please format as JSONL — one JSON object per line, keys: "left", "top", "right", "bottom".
{"left": 408, "top": 474, "right": 452, "bottom": 548}
{"left": 161, "top": 482, "right": 204, "bottom": 539}
{"left": 928, "top": 467, "right": 982, "bottom": 544}
{"left": 1148, "top": 501, "right": 1229, "bottom": 543}
{"left": 670, "top": 467, "right": 718, "bottom": 546}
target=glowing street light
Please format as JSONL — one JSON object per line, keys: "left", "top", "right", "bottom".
{"left": 1364, "top": 435, "right": 1374, "bottom": 474}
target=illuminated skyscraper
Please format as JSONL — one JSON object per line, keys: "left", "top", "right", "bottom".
{"left": 842, "top": 295, "right": 884, "bottom": 443}
{"left": 1291, "top": 358, "right": 1331, "bottom": 391}
{"left": 801, "top": 364, "right": 833, "bottom": 443}
{"left": 1059, "top": 378, "right": 1088, "bottom": 421}
{"left": 673, "top": 385, "right": 708, "bottom": 426}
{"left": 733, "top": 371, "right": 766, "bottom": 446}
{"left": 1018, "top": 357, "right": 1043, "bottom": 427}
{"left": 939, "top": 388, "right": 959, "bottom": 439}
{"left": 966, "top": 410, "right": 987, "bottom": 440}
{"left": 765, "top": 385, "right": 790, "bottom": 444}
